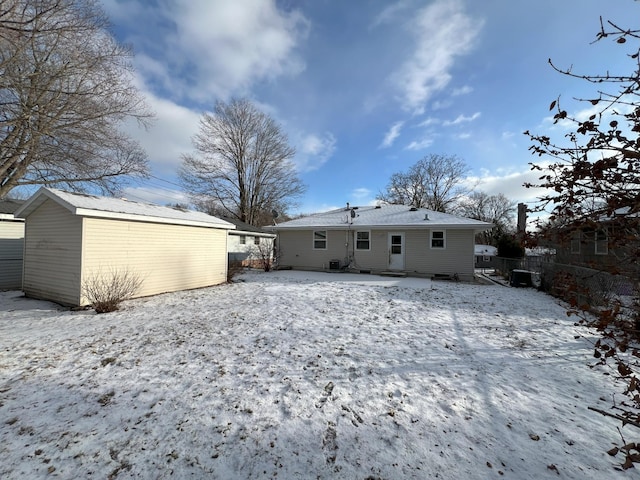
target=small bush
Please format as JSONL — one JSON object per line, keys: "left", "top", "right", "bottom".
{"left": 82, "top": 268, "right": 143, "bottom": 313}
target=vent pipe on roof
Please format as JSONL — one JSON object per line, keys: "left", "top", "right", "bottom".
{"left": 424, "top": 213, "right": 429, "bottom": 220}
{"left": 346, "top": 202, "right": 350, "bottom": 211}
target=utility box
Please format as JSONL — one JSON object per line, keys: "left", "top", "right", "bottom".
{"left": 329, "top": 260, "right": 340, "bottom": 270}
{"left": 510, "top": 269, "right": 533, "bottom": 288}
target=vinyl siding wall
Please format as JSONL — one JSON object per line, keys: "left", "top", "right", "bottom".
{"left": 81, "top": 217, "right": 228, "bottom": 304}
{"left": 23, "top": 199, "right": 83, "bottom": 305}
{"left": 228, "top": 233, "right": 275, "bottom": 265}
{"left": 0, "top": 220, "right": 24, "bottom": 290}
{"left": 277, "top": 228, "right": 476, "bottom": 279}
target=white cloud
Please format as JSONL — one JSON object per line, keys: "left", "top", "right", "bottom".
{"left": 110, "top": 0, "right": 309, "bottom": 103}
{"left": 454, "top": 132, "right": 471, "bottom": 139}
{"left": 405, "top": 137, "right": 434, "bottom": 151}
{"left": 392, "top": 0, "right": 483, "bottom": 114}
{"left": 443, "top": 112, "right": 481, "bottom": 126}
{"left": 122, "top": 90, "right": 202, "bottom": 176}
{"left": 451, "top": 85, "right": 473, "bottom": 96}
{"left": 417, "top": 117, "right": 441, "bottom": 127}
{"left": 294, "top": 132, "right": 337, "bottom": 172}
{"left": 380, "top": 121, "right": 404, "bottom": 148}
{"left": 463, "top": 164, "right": 554, "bottom": 208}
{"left": 351, "top": 188, "right": 372, "bottom": 200}
{"left": 369, "top": 0, "right": 412, "bottom": 29}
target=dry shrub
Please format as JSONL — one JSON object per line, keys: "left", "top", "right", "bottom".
{"left": 227, "top": 260, "right": 244, "bottom": 282}
{"left": 82, "top": 268, "right": 143, "bottom": 313}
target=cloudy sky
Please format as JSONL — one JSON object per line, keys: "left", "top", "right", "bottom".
{"left": 101, "top": 0, "right": 636, "bottom": 215}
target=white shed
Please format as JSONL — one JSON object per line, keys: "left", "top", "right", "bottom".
{"left": 15, "top": 188, "right": 235, "bottom": 306}
{"left": 0, "top": 199, "right": 25, "bottom": 290}
{"left": 224, "top": 217, "right": 276, "bottom": 268}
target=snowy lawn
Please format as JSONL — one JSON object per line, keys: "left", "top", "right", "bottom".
{"left": 0, "top": 270, "right": 632, "bottom": 479}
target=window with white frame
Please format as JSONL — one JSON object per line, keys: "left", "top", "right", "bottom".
{"left": 430, "top": 230, "right": 445, "bottom": 249}
{"left": 254, "top": 236, "right": 260, "bottom": 245}
{"left": 239, "top": 235, "right": 246, "bottom": 245}
{"left": 595, "top": 229, "right": 608, "bottom": 255}
{"left": 570, "top": 231, "right": 581, "bottom": 254}
{"left": 356, "top": 231, "right": 370, "bottom": 250}
{"left": 313, "top": 230, "right": 327, "bottom": 249}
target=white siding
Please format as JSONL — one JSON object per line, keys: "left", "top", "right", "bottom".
{"left": 278, "top": 230, "right": 350, "bottom": 269}
{"left": 228, "top": 233, "right": 275, "bottom": 265}
{"left": 0, "top": 220, "right": 24, "bottom": 290}
{"left": 81, "top": 217, "right": 228, "bottom": 304}
{"left": 406, "top": 229, "right": 476, "bottom": 280}
{"left": 278, "top": 228, "right": 476, "bottom": 279}
{"left": 23, "top": 199, "right": 83, "bottom": 305}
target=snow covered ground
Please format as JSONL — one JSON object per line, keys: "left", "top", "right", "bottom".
{"left": 0, "top": 270, "right": 633, "bottom": 479}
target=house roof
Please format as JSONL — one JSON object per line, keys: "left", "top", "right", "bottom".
{"left": 268, "top": 204, "right": 493, "bottom": 231}
{"left": 15, "top": 188, "right": 235, "bottom": 230}
{"left": 223, "top": 217, "right": 276, "bottom": 237}
{"left": 475, "top": 244, "right": 497, "bottom": 256}
{"left": 0, "top": 198, "right": 26, "bottom": 221}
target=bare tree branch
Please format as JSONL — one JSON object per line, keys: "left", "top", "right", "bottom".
{"left": 0, "top": 0, "right": 153, "bottom": 198}
{"left": 376, "top": 154, "right": 472, "bottom": 213}
{"left": 179, "top": 98, "right": 305, "bottom": 226}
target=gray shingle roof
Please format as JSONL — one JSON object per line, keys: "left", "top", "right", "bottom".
{"left": 0, "top": 198, "right": 25, "bottom": 215}
{"left": 15, "top": 188, "right": 235, "bottom": 229}
{"left": 269, "top": 204, "right": 493, "bottom": 230}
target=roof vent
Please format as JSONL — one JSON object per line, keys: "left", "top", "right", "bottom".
{"left": 424, "top": 213, "right": 429, "bottom": 220}
{"left": 409, "top": 207, "right": 418, "bottom": 211}
{"left": 375, "top": 205, "right": 381, "bottom": 209}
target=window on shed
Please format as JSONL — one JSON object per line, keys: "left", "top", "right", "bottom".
{"left": 239, "top": 235, "right": 246, "bottom": 245}
{"left": 431, "top": 231, "right": 445, "bottom": 249}
{"left": 570, "top": 231, "right": 581, "bottom": 254}
{"left": 595, "top": 229, "right": 608, "bottom": 255}
{"left": 313, "top": 230, "right": 327, "bottom": 249}
{"left": 356, "top": 231, "right": 370, "bottom": 250}
{"left": 254, "top": 236, "right": 260, "bottom": 245}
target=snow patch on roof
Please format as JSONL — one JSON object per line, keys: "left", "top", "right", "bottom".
{"left": 16, "top": 188, "right": 234, "bottom": 229}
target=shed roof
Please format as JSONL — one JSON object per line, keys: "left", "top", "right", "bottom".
{"left": 223, "top": 217, "right": 276, "bottom": 237}
{"left": 474, "top": 244, "right": 498, "bottom": 256}
{"left": 0, "top": 198, "right": 26, "bottom": 221}
{"left": 268, "top": 204, "right": 493, "bottom": 231}
{"left": 15, "top": 188, "right": 235, "bottom": 229}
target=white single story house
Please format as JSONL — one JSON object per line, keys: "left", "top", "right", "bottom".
{"left": 0, "top": 199, "right": 25, "bottom": 290}
{"left": 224, "top": 217, "right": 276, "bottom": 268}
{"left": 267, "top": 204, "right": 493, "bottom": 281}
{"left": 15, "top": 188, "right": 235, "bottom": 307}
{"left": 474, "top": 244, "right": 498, "bottom": 269}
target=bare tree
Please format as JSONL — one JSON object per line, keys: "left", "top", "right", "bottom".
{"left": 0, "top": 0, "right": 152, "bottom": 198}
{"left": 377, "top": 154, "right": 471, "bottom": 212}
{"left": 180, "top": 98, "right": 306, "bottom": 226}
{"left": 526, "top": 17, "right": 640, "bottom": 468}
{"left": 456, "top": 191, "right": 517, "bottom": 245}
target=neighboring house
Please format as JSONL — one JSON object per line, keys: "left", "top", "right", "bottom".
{"left": 15, "top": 188, "right": 235, "bottom": 307}
{"left": 0, "top": 199, "right": 25, "bottom": 290}
{"left": 224, "top": 217, "right": 276, "bottom": 268}
{"left": 474, "top": 244, "right": 497, "bottom": 269}
{"left": 550, "top": 207, "right": 639, "bottom": 277}
{"left": 268, "top": 204, "right": 493, "bottom": 281}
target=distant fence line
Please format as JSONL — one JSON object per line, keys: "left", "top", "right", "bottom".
{"left": 486, "top": 255, "right": 637, "bottom": 309}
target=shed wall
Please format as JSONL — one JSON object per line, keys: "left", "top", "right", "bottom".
{"left": 81, "top": 217, "right": 228, "bottom": 304}
{"left": 22, "top": 199, "right": 83, "bottom": 305}
{"left": 0, "top": 220, "right": 24, "bottom": 290}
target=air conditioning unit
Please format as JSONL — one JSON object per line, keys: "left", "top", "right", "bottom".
{"left": 329, "top": 260, "right": 340, "bottom": 270}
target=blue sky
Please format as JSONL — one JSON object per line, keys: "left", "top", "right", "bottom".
{"left": 101, "top": 0, "right": 637, "bottom": 215}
